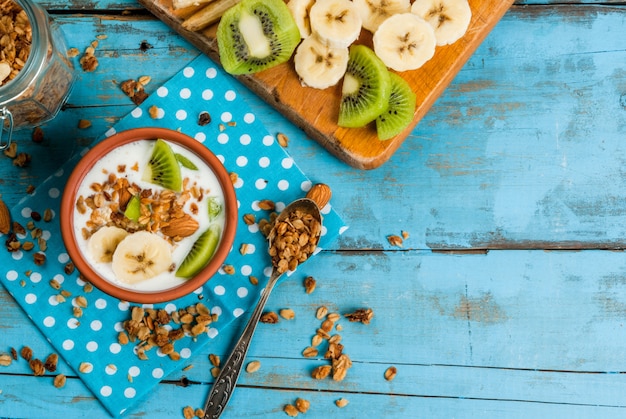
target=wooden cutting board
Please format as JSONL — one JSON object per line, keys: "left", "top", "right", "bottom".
{"left": 138, "top": 0, "right": 515, "bottom": 169}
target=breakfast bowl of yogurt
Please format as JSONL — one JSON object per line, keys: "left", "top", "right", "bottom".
{"left": 60, "top": 127, "right": 238, "bottom": 303}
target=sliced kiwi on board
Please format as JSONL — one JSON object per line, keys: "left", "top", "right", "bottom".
{"left": 217, "top": 0, "right": 301, "bottom": 75}
{"left": 376, "top": 73, "right": 417, "bottom": 141}
{"left": 142, "top": 139, "right": 182, "bottom": 192}
{"left": 338, "top": 45, "right": 391, "bottom": 128}
{"left": 176, "top": 224, "right": 222, "bottom": 279}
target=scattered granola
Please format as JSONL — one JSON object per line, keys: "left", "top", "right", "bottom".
{"left": 283, "top": 404, "right": 299, "bottom": 417}
{"left": 295, "top": 398, "right": 310, "bottom": 413}
{"left": 79, "top": 39, "right": 99, "bottom": 72}
{"left": 277, "top": 132, "right": 289, "bottom": 147}
{"left": 344, "top": 308, "right": 374, "bottom": 325}
{"left": 0, "top": 353, "right": 11, "bottom": 366}
{"left": 279, "top": 308, "right": 295, "bottom": 320}
{"left": 77, "top": 119, "right": 92, "bottom": 129}
{"left": 303, "top": 276, "right": 316, "bottom": 294}
{"left": 53, "top": 374, "right": 66, "bottom": 388}
{"left": 198, "top": 111, "right": 211, "bottom": 126}
{"left": 260, "top": 311, "right": 279, "bottom": 324}
{"left": 32, "top": 127, "right": 44, "bottom": 143}
{"left": 384, "top": 366, "right": 397, "bottom": 381}
{"left": 387, "top": 234, "right": 403, "bottom": 247}
{"left": 245, "top": 360, "right": 261, "bottom": 373}
{"left": 335, "top": 398, "right": 349, "bottom": 408}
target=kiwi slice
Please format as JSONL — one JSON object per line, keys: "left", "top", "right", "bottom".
{"left": 142, "top": 139, "right": 182, "bottom": 192}
{"left": 338, "top": 45, "right": 391, "bottom": 128}
{"left": 376, "top": 73, "right": 417, "bottom": 140}
{"left": 217, "top": 0, "right": 301, "bottom": 75}
{"left": 207, "top": 196, "right": 222, "bottom": 222}
{"left": 123, "top": 194, "right": 141, "bottom": 222}
{"left": 176, "top": 224, "right": 222, "bottom": 279}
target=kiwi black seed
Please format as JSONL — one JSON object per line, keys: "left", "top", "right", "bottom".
{"left": 376, "top": 73, "right": 417, "bottom": 140}
{"left": 142, "top": 139, "right": 182, "bottom": 192}
{"left": 338, "top": 45, "right": 391, "bottom": 128}
{"left": 217, "top": 0, "right": 301, "bottom": 75}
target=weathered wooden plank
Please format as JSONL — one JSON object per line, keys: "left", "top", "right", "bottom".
{"left": 4, "top": 249, "right": 626, "bottom": 417}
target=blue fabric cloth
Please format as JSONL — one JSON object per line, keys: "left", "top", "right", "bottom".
{"left": 0, "top": 54, "right": 346, "bottom": 417}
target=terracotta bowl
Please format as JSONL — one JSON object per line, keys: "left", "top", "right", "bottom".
{"left": 60, "top": 127, "right": 237, "bottom": 303}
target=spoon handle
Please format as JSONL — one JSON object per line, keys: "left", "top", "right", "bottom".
{"left": 203, "top": 271, "right": 281, "bottom": 419}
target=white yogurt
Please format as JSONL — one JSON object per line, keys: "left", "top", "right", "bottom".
{"left": 73, "top": 139, "right": 226, "bottom": 292}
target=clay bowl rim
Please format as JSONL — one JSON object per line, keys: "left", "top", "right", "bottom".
{"left": 60, "top": 127, "right": 238, "bottom": 304}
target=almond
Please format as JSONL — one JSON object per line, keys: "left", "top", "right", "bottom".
{"left": 306, "top": 183, "right": 332, "bottom": 209}
{"left": 0, "top": 198, "right": 10, "bottom": 235}
{"left": 161, "top": 214, "right": 199, "bottom": 238}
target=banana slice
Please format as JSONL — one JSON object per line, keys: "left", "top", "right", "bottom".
{"left": 294, "top": 35, "right": 350, "bottom": 89}
{"left": 111, "top": 231, "right": 173, "bottom": 284}
{"left": 372, "top": 13, "right": 436, "bottom": 72}
{"left": 288, "top": 0, "right": 316, "bottom": 38}
{"left": 353, "top": 0, "right": 411, "bottom": 33}
{"left": 309, "top": 0, "right": 362, "bottom": 49}
{"left": 411, "top": 0, "right": 472, "bottom": 46}
{"left": 88, "top": 226, "right": 129, "bottom": 263}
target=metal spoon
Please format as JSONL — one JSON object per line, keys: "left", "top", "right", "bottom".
{"left": 203, "top": 198, "right": 322, "bottom": 419}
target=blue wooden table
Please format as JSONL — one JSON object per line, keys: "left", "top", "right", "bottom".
{"left": 2, "top": 1, "right": 626, "bottom": 417}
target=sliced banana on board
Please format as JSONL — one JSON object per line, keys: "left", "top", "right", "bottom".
{"left": 88, "top": 226, "right": 130, "bottom": 263}
{"left": 411, "top": 0, "right": 472, "bottom": 46}
{"left": 309, "top": 0, "right": 363, "bottom": 48}
{"left": 294, "top": 35, "right": 350, "bottom": 89}
{"left": 111, "top": 231, "right": 173, "bottom": 284}
{"left": 288, "top": 0, "right": 316, "bottom": 38}
{"left": 353, "top": 0, "right": 411, "bottom": 33}
{"left": 373, "top": 13, "right": 436, "bottom": 72}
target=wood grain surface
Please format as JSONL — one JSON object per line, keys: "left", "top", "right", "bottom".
{"left": 137, "top": 0, "right": 515, "bottom": 169}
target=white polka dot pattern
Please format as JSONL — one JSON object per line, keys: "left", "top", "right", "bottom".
{"left": 0, "top": 54, "right": 346, "bottom": 417}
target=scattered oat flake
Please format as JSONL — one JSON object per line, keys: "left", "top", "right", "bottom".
{"left": 385, "top": 366, "right": 398, "bottom": 381}
{"left": 246, "top": 360, "right": 261, "bottom": 373}
{"left": 295, "top": 398, "right": 310, "bottom": 413}
{"left": 335, "top": 398, "right": 349, "bottom": 408}
{"left": 283, "top": 404, "right": 299, "bottom": 417}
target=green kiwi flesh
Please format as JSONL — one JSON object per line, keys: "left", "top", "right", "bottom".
{"left": 217, "top": 0, "right": 300, "bottom": 75}
{"left": 338, "top": 45, "right": 391, "bottom": 128}
{"left": 123, "top": 194, "right": 141, "bottom": 222}
{"left": 175, "top": 152, "right": 198, "bottom": 170}
{"left": 142, "top": 139, "right": 182, "bottom": 192}
{"left": 176, "top": 224, "right": 222, "bottom": 279}
{"left": 376, "top": 73, "right": 416, "bottom": 140}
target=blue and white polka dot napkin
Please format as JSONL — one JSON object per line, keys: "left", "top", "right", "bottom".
{"left": 0, "top": 54, "right": 347, "bottom": 417}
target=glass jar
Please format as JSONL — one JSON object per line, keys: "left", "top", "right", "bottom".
{"left": 0, "top": 0, "right": 75, "bottom": 150}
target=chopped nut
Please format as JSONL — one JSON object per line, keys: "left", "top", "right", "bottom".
{"left": 246, "top": 360, "right": 261, "bottom": 373}
{"left": 211, "top": 366, "right": 220, "bottom": 378}
{"left": 306, "top": 183, "right": 332, "bottom": 209}
{"left": 29, "top": 359, "right": 45, "bottom": 376}
{"left": 311, "top": 365, "right": 332, "bottom": 380}
{"left": 260, "top": 311, "right": 279, "bottom": 324}
{"left": 331, "top": 354, "right": 352, "bottom": 381}
{"left": 335, "top": 398, "right": 349, "bottom": 408}
{"left": 44, "top": 353, "right": 58, "bottom": 372}
{"left": 302, "top": 347, "right": 318, "bottom": 358}
{"left": 77, "top": 119, "right": 92, "bottom": 129}
{"left": 20, "top": 346, "right": 33, "bottom": 361}
{"left": 198, "top": 111, "right": 211, "bottom": 126}
{"left": 222, "top": 264, "right": 235, "bottom": 275}
{"left": 316, "top": 306, "right": 328, "bottom": 320}
{"left": 0, "top": 353, "right": 12, "bottom": 366}
{"left": 401, "top": 230, "right": 410, "bottom": 240}
{"left": 43, "top": 208, "right": 53, "bottom": 222}
{"left": 194, "top": 408, "right": 205, "bottom": 418}
{"left": 344, "top": 308, "right": 374, "bottom": 324}
{"left": 209, "top": 354, "right": 220, "bottom": 367}
{"left": 229, "top": 172, "right": 238, "bottom": 184}
{"left": 387, "top": 235, "right": 403, "bottom": 247}
{"left": 182, "top": 405, "right": 194, "bottom": 419}
{"left": 53, "top": 374, "right": 66, "bottom": 388}
{"left": 249, "top": 275, "right": 258, "bottom": 286}
{"left": 384, "top": 366, "right": 397, "bottom": 381}
{"left": 257, "top": 199, "right": 275, "bottom": 211}
{"left": 33, "top": 252, "right": 46, "bottom": 266}
{"left": 32, "top": 127, "right": 44, "bottom": 143}
{"left": 75, "top": 295, "right": 88, "bottom": 308}
{"left": 148, "top": 105, "right": 159, "bottom": 119}
{"left": 239, "top": 243, "right": 250, "bottom": 255}
{"left": 295, "top": 398, "right": 310, "bottom": 413}
{"left": 3, "top": 142, "right": 17, "bottom": 158}
{"left": 277, "top": 132, "right": 289, "bottom": 147}
{"left": 13, "top": 152, "right": 31, "bottom": 167}
{"left": 243, "top": 213, "right": 256, "bottom": 225}
{"left": 283, "top": 404, "right": 299, "bottom": 417}
{"left": 303, "top": 276, "right": 316, "bottom": 294}
{"left": 279, "top": 308, "right": 295, "bottom": 320}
